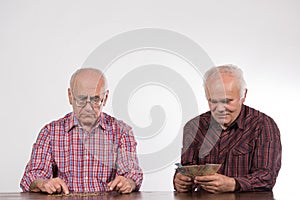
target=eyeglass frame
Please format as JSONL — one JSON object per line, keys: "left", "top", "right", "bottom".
{"left": 71, "top": 89, "right": 107, "bottom": 108}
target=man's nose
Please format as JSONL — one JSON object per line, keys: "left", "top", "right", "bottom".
{"left": 84, "top": 97, "right": 94, "bottom": 110}
{"left": 216, "top": 103, "right": 226, "bottom": 112}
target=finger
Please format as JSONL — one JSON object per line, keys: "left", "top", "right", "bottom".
{"left": 108, "top": 177, "right": 121, "bottom": 191}
{"left": 43, "top": 178, "right": 67, "bottom": 194}
{"left": 175, "top": 183, "right": 191, "bottom": 192}
{"left": 195, "top": 180, "right": 215, "bottom": 185}
{"left": 201, "top": 184, "right": 219, "bottom": 193}
{"left": 198, "top": 181, "right": 213, "bottom": 186}
{"left": 52, "top": 182, "right": 62, "bottom": 193}
{"left": 45, "top": 184, "right": 56, "bottom": 194}
{"left": 174, "top": 178, "right": 193, "bottom": 192}
{"left": 115, "top": 182, "right": 123, "bottom": 192}
{"left": 56, "top": 186, "right": 62, "bottom": 193}
{"left": 175, "top": 178, "right": 193, "bottom": 187}
{"left": 195, "top": 174, "right": 216, "bottom": 182}
{"left": 176, "top": 173, "right": 192, "bottom": 182}
{"left": 58, "top": 180, "right": 69, "bottom": 194}
{"left": 45, "top": 188, "right": 54, "bottom": 194}
{"left": 120, "top": 178, "right": 136, "bottom": 193}
{"left": 119, "top": 184, "right": 132, "bottom": 194}
{"left": 177, "top": 189, "right": 190, "bottom": 192}
{"left": 118, "top": 182, "right": 128, "bottom": 191}
{"left": 175, "top": 184, "right": 190, "bottom": 193}
{"left": 194, "top": 176, "right": 208, "bottom": 182}
{"left": 52, "top": 179, "right": 67, "bottom": 194}
{"left": 175, "top": 184, "right": 188, "bottom": 191}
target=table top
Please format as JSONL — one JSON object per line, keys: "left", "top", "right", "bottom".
{"left": 0, "top": 191, "right": 275, "bottom": 200}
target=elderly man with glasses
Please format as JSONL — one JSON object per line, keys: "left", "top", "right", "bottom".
{"left": 20, "top": 68, "right": 143, "bottom": 194}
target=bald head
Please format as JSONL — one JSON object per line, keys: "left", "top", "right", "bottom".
{"left": 70, "top": 68, "right": 107, "bottom": 91}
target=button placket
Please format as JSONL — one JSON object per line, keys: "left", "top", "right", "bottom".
{"left": 83, "top": 132, "right": 89, "bottom": 189}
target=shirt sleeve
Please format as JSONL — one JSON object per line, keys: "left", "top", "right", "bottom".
{"left": 173, "top": 120, "right": 199, "bottom": 191}
{"left": 20, "top": 127, "right": 53, "bottom": 192}
{"left": 115, "top": 125, "right": 143, "bottom": 191}
{"left": 235, "top": 116, "right": 282, "bottom": 191}
{"left": 181, "top": 120, "right": 199, "bottom": 166}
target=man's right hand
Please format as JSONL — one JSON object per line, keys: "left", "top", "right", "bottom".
{"left": 174, "top": 173, "right": 194, "bottom": 192}
{"left": 29, "top": 177, "right": 69, "bottom": 194}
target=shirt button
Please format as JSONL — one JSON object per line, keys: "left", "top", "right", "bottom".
{"left": 85, "top": 176, "right": 88, "bottom": 180}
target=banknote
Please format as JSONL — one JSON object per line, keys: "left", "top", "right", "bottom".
{"left": 175, "top": 163, "right": 221, "bottom": 178}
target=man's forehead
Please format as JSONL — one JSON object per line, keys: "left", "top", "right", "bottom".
{"left": 206, "top": 79, "right": 240, "bottom": 98}
{"left": 73, "top": 83, "right": 105, "bottom": 95}
{"left": 73, "top": 76, "right": 104, "bottom": 91}
{"left": 74, "top": 75, "right": 103, "bottom": 85}
{"left": 207, "top": 91, "right": 233, "bottom": 100}
{"left": 72, "top": 68, "right": 105, "bottom": 87}
{"left": 207, "top": 73, "right": 238, "bottom": 87}
{"left": 206, "top": 72, "right": 235, "bottom": 83}
{"left": 73, "top": 86, "right": 104, "bottom": 95}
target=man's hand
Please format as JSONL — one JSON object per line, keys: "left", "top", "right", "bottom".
{"left": 194, "top": 173, "right": 236, "bottom": 193}
{"left": 174, "top": 173, "right": 194, "bottom": 192}
{"left": 29, "top": 177, "right": 69, "bottom": 194}
{"left": 107, "top": 176, "right": 136, "bottom": 194}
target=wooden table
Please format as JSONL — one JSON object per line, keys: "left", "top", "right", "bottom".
{"left": 0, "top": 191, "right": 275, "bottom": 200}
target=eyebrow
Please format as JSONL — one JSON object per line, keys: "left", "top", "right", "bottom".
{"left": 209, "top": 98, "right": 233, "bottom": 103}
{"left": 77, "top": 95, "right": 101, "bottom": 99}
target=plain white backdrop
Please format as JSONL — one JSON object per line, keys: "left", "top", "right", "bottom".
{"left": 0, "top": 1, "right": 299, "bottom": 199}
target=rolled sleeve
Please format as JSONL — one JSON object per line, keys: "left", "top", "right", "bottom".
{"left": 116, "top": 127, "right": 143, "bottom": 191}
{"left": 20, "top": 128, "right": 53, "bottom": 192}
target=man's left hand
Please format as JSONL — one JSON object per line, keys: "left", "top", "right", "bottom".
{"left": 194, "top": 173, "right": 236, "bottom": 193}
{"left": 108, "top": 176, "right": 136, "bottom": 194}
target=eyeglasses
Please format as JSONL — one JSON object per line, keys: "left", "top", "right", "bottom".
{"left": 72, "top": 91, "right": 106, "bottom": 108}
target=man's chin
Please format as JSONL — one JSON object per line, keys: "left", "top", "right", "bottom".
{"left": 216, "top": 118, "right": 229, "bottom": 127}
{"left": 79, "top": 118, "right": 97, "bottom": 127}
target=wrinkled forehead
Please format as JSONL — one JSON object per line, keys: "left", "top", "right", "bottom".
{"left": 205, "top": 74, "right": 240, "bottom": 98}
{"left": 72, "top": 73, "right": 106, "bottom": 96}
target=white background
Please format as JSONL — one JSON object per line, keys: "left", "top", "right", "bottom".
{"left": 0, "top": 1, "right": 299, "bottom": 199}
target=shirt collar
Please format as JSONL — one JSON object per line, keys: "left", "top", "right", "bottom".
{"left": 234, "top": 104, "right": 246, "bottom": 130}
{"left": 67, "top": 113, "right": 78, "bottom": 132}
{"left": 98, "top": 112, "right": 107, "bottom": 130}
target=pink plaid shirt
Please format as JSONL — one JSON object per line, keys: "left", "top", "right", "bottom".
{"left": 20, "top": 112, "right": 143, "bottom": 192}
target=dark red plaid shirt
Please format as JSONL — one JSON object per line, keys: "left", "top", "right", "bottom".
{"left": 20, "top": 112, "right": 143, "bottom": 192}
{"left": 179, "top": 105, "right": 281, "bottom": 191}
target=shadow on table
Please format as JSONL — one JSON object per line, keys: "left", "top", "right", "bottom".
{"left": 174, "top": 190, "right": 274, "bottom": 200}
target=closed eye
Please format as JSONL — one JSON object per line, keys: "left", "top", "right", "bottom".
{"left": 209, "top": 98, "right": 233, "bottom": 104}
{"left": 209, "top": 99, "right": 218, "bottom": 104}
{"left": 220, "top": 98, "right": 233, "bottom": 104}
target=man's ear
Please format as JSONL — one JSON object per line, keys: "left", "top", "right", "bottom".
{"left": 102, "top": 90, "right": 109, "bottom": 106}
{"left": 68, "top": 88, "right": 73, "bottom": 105}
{"left": 241, "top": 89, "right": 248, "bottom": 103}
